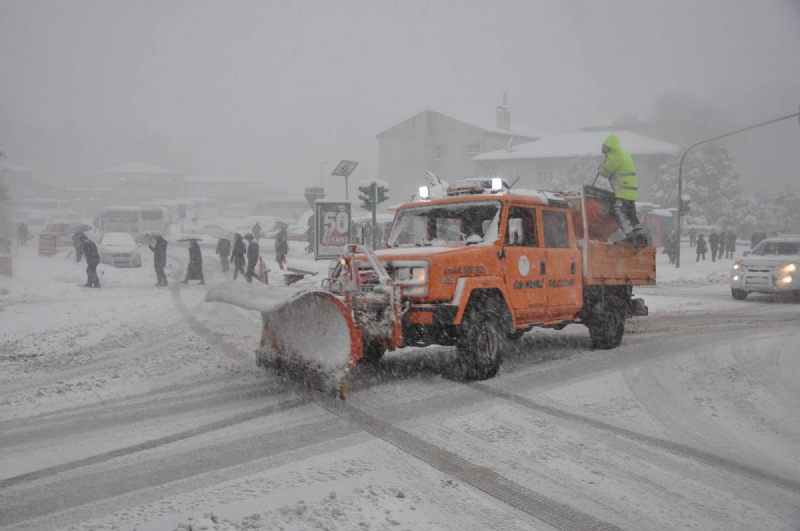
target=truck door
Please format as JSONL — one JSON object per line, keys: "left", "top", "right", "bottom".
{"left": 503, "top": 205, "right": 547, "bottom": 324}
{"left": 541, "top": 208, "right": 583, "bottom": 316}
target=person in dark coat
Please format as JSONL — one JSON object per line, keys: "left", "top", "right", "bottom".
{"left": 252, "top": 222, "right": 263, "bottom": 241}
{"left": 80, "top": 233, "right": 101, "bottom": 288}
{"left": 696, "top": 233, "right": 707, "bottom": 262}
{"left": 230, "top": 233, "right": 246, "bottom": 280}
{"left": 665, "top": 231, "right": 678, "bottom": 264}
{"left": 17, "top": 222, "right": 28, "bottom": 245}
{"left": 708, "top": 231, "right": 719, "bottom": 262}
{"left": 275, "top": 232, "right": 289, "bottom": 270}
{"left": 726, "top": 231, "right": 737, "bottom": 259}
{"left": 244, "top": 233, "right": 259, "bottom": 283}
{"left": 72, "top": 231, "right": 84, "bottom": 262}
{"left": 181, "top": 239, "right": 205, "bottom": 285}
{"left": 717, "top": 231, "right": 726, "bottom": 261}
{"left": 216, "top": 237, "right": 231, "bottom": 272}
{"left": 688, "top": 227, "right": 697, "bottom": 248}
{"left": 149, "top": 235, "right": 168, "bottom": 286}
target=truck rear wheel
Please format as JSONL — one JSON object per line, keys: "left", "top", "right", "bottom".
{"left": 457, "top": 304, "right": 506, "bottom": 380}
{"left": 587, "top": 296, "right": 624, "bottom": 350}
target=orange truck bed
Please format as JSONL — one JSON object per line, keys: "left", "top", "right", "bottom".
{"left": 565, "top": 185, "right": 657, "bottom": 287}
{"left": 580, "top": 240, "right": 656, "bottom": 286}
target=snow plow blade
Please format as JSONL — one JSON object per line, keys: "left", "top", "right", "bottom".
{"left": 205, "top": 283, "right": 362, "bottom": 397}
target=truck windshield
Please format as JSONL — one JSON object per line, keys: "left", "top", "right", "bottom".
{"left": 387, "top": 201, "right": 501, "bottom": 247}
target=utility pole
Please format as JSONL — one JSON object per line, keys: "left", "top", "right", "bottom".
{"left": 316, "top": 161, "right": 326, "bottom": 187}
{"left": 675, "top": 108, "right": 800, "bottom": 268}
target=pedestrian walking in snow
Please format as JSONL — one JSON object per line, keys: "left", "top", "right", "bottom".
{"left": 718, "top": 231, "right": 726, "bottom": 261}
{"left": 708, "top": 231, "right": 719, "bottom": 262}
{"left": 696, "top": 234, "right": 707, "bottom": 262}
{"left": 726, "top": 231, "right": 737, "bottom": 258}
{"left": 216, "top": 237, "right": 231, "bottom": 272}
{"left": 181, "top": 239, "right": 205, "bottom": 285}
{"left": 230, "top": 233, "right": 246, "bottom": 280}
{"left": 80, "top": 233, "right": 101, "bottom": 288}
{"left": 244, "top": 233, "right": 259, "bottom": 283}
{"left": 252, "top": 222, "right": 263, "bottom": 241}
{"left": 275, "top": 232, "right": 289, "bottom": 270}
{"left": 688, "top": 228, "right": 697, "bottom": 248}
{"left": 72, "top": 231, "right": 84, "bottom": 262}
{"left": 149, "top": 235, "right": 168, "bottom": 286}
{"left": 17, "top": 222, "right": 28, "bottom": 246}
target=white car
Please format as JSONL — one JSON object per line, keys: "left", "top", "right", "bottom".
{"left": 98, "top": 232, "right": 142, "bottom": 268}
{"left": 730, "top": 236, "right": 800, "bottom": 300}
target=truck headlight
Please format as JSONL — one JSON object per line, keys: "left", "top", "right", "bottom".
{"left": 782, "top": 276, "right": 793, "bottom": 284}
{"left": 392, "top": 262, "right": 428, "bottom": 297}
{"left": 732, "top": 262, "right": 743, "bottom": 271}
{"left": 781, "top": 262, "right": 797, "bottom": 273}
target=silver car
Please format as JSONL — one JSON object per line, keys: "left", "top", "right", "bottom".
{"left": 730, "top": 236, "right": 800, "bottom": 300}
{"left": 98, "top": 232, "right": 143, "bottom": 268}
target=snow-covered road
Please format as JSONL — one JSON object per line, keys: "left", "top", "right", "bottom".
{"left": 1, "top": 242, "right": 799, "bottom": 531}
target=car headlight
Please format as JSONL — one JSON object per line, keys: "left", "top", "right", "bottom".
{"left": 780, "top": 262, "right": 796, "bottom": 273}
{"left": 732, "top": 262, "right": 744, "bottom": 271}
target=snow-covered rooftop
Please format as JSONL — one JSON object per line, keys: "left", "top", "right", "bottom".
{"left": 377, "top": 110, "right": 549, "bottom": 140}
{"left": 0, "top": 162, "right": 35, "bottom": 173}
{"left": 473, "top": 130, "right": 678, "bottom": 161}
{"left": 435, "top": 111, "right": 550, "bottom": 139}
{"left": 94, "top": 162, "right": 183, "bottom": 175}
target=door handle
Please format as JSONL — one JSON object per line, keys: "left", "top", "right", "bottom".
{"left": 540, "top": 262, "right": 546, "bottom": 275}
{"left": 571, "top": 262, "right": 576, "bottom": 274}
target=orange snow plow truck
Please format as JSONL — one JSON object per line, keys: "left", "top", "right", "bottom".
{"left": 206, "top": 182, "right": 655, "bottom": 396}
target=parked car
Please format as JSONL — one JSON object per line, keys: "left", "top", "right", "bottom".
{"left": 42, "top": 222, "right": 73, "bottom": 247}
{"left": 730, "top": 235, "right": 800, "bottom": 300}
{"left": 98, "top": 232, "right": 142, "bottom": 268}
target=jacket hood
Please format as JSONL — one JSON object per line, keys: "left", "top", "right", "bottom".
{"left": 603, "top": 134, "right": 621, "bottom": 151}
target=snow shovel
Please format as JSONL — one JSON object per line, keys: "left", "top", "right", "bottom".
{"left": 205, "top": 283, "right": 363, "bottom": 397}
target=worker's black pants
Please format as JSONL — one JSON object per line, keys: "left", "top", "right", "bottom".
{"left": 613, "top": 198, "right": 643, "bottom": 236}
{"left": 245, "top": 261, "right": 256, "bottom": 283}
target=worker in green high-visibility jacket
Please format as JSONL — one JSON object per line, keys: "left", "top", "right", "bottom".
{"left": 598, "top": 134, "right": 647, "bottom": 245}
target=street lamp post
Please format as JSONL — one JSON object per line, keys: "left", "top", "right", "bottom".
{"left": 675, "top": 109, "right": 800, "bottom": 268}
{"left": 316, "top": 161, "right": 327, "bottom": 187}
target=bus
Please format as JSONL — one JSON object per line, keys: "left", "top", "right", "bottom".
{"left": 101, "top": 206, "right": 167, "bottom": 235}
{"left": 191, "top": 197, "right": 218, "bottom": 219}
{"left": 10, "top": 198, "right": 73, "bottom": 226}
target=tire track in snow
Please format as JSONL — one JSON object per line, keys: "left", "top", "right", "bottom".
{"left": 0, "top": 394, "right": 309, "bottom": 489}
{"left": 313, "top": 391, "right": 623, "bottom": 531}
{"left": 470, "top": 382, "right": 800, "bottom": 496}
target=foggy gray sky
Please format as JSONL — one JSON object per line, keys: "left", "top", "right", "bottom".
{"left": 1, "top": 0, "right": 799, "bottom": 199}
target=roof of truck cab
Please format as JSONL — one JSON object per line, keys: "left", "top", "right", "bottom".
{"left": 394, "top": 191, "right": 560, "bottom": 211}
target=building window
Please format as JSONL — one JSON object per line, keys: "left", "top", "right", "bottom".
{"left": 538, "top": 169, "right": 554, "bottom": 185}
{"left": 466, "top": 144, "right": 481, "bottom": 155}
{"left": 484, "top": 164, "right": 498, "bottom": 179}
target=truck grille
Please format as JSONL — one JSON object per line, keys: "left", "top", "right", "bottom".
{"left": 745, "top": 276, "right": 769, "bottom": 286}
{"left": 746, "top": 266, "right": 772, "bottom": 273}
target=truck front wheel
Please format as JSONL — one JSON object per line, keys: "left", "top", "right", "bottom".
{"left": 587, "top": 296, "right": 624, "bottom": 350}
{"left": 457, "top": 306, "right": 505, "bottom": 380}
{"left": 361, "top": 341, "right": 386, "bottom": 364}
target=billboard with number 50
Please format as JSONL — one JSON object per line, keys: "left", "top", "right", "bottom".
{"left": 315, "top": 201, "right": 351, "bottom": 259}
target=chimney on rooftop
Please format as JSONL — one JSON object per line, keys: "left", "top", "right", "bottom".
{"left": 495, "top": 92, "right": 511, "bottom": 132}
